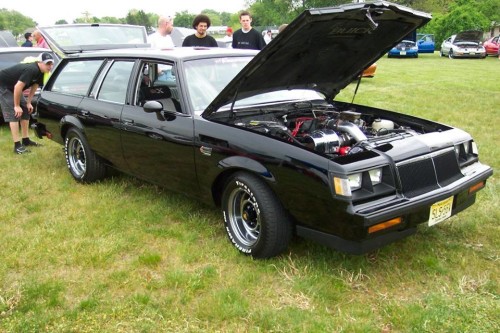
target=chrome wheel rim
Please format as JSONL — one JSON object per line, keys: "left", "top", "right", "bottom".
{"left": 67, "top": 137, "right": 86, "bottom": 177}
{"left": 227, "top": 187, "right": 260, "bottom": 247}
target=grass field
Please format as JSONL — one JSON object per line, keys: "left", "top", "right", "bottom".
{"left": 0, "top": 53, "right": 498, "bottom": 332}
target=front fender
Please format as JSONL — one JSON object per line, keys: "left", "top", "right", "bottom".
{"left": 218, "top": 155, "right": 275, "bottom": 182}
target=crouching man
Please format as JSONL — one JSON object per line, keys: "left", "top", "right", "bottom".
{"left": 0, "top": 52, "right": 54, "bottom": 154}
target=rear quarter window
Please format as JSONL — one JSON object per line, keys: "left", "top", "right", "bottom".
{"left": 50, "top": 60, "right": 103, "bottom": 96}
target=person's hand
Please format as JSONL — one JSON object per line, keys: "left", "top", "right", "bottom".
{"left": 27, "top": 103, "right": 33, "bottom": 114}
{"left": 14, "top": 106, "right": 23, "bottom": 118}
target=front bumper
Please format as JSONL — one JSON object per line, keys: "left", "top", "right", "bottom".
{"left": 297, "top": 162, "right": 492, "bottom": 254}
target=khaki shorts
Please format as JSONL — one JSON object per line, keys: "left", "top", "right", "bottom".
{"left": 0, "top": 87, "right": 30, "bottom": 122}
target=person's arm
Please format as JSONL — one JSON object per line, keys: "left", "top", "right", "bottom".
{"left": 232, "top": 32, "right": 237, "bottom": 48}
{"left": 13, "top": 81, "right": 26, "bottom": 118}
{"left": 26, "top": 84, "right": 39, "bottom": 113}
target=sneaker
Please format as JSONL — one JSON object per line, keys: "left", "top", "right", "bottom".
{"left": 14, "top": 145, "right": 30, "bottom": 154}
{"left": 23, "top": 139, "right": 42, "bottom": 147}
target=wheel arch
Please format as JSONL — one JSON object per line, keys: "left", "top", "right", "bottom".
{"left": 60, "top": 115, "right": 85, "bottom": 140}
{"left": 211, "top": 156, "right": 276, "bottom": 208}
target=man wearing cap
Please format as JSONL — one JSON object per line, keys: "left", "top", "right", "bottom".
{"left": 222, "top": 27, "right": 233, "bottom": 46}
{"left": 0, "top": 52, "right": 54, "bottom": 154}
{"left": 182, "top": 14, "right": 218, "bottom": 47}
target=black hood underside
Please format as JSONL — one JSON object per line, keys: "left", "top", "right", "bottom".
{"left": 204, "top": 1, "right": 431, "bottom": 117}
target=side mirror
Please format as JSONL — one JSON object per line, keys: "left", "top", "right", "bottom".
{"left": 143, "top": 100, "right": 163, "bottom": 113}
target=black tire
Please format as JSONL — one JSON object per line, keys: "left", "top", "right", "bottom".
{"left": 64, "top": 128, "right": 106, "bottom": 183}
{"left": 448, "top": 50, "right": 454, "bottom": 59}
{"left": 221, "top": 172, "right": 292, "bottom": 259}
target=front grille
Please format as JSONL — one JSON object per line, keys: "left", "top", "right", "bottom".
{"left": 396, "top": 149, "right": 463, "bottom": 198}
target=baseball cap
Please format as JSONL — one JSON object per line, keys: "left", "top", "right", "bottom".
{"left": 38, "top": 52, "right": 54, "bottom": 64}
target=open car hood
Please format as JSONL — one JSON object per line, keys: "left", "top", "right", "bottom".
{"left": 37, "top": 24, "right": 148, "bottom": 57}
{"left": 454, "top": 30, "right": 482, "bottom": 44}
{"left": 203, "top": 1, "right": 430, "bottom": 117}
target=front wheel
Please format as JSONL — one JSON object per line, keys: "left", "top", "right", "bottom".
{"left": 64, "top": 128, "right": 106, "bottom": 183}
{"left": 448, "top": 50, "right": 454, "bottom": 59}
{"left": 221, "top": 172, "right": 292, "bottom": 258}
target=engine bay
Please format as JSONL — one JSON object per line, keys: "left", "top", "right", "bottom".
{"left": 230, "top": 102, "right": 445, "bottom": 158}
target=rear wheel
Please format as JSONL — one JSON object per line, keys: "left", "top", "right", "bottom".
{"left": 64, "top": 128, "right": 106, "bottom": 183}
{"left": 221, "top": 172, "right": 292, "bottom": 258}
{"left": 448, "top": 50, "right": 454, "bottom": 59}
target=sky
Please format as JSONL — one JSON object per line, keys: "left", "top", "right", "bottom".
{"left": 2, "top": 0, "right": 248, "bottom": 26}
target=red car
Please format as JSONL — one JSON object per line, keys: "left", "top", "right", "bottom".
{"left": 483, "top": 35, "right": 499, "bottom": 56}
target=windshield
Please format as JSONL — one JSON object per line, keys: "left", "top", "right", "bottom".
{"left": 185, "top": 57, "right": 252, "bottom": 113}
{"left": 41, "top": 25, "right": 147, "bottom": 50}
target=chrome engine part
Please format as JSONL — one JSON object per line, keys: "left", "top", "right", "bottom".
{"left": 237, "top": 108, "right": 418, "bottom": 157}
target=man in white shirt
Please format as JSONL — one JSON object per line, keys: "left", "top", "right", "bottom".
{"left": 148, "top": 16, "right": 175, "bottom": 49}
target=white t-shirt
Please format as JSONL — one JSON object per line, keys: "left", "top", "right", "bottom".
{"left": 148, "top": 32, "right": 174, "bottom": 49}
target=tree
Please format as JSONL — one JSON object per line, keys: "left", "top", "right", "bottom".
{"left": 174, "top": 11, "right": 196, "bottom": 28}
{"left": 55, "top": 19, "right": 68, "bottom": 25}
{"left": 0, "top": 9, "right": 36, "bottom": 35}
{"left": 125, "top": 10, "right": 151, "bottom": 30}
{"left": 425, "top": 0, "right": 490, "bottom": 46}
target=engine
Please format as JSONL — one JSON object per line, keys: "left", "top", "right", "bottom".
{"left": 235, "top": 109, "right": 419, "bottom": 157}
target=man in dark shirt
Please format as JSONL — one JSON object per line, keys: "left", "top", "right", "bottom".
{"left": 21, "top": 32, "right": 33, "bottom": 47}
{"left": 182, "top": 14, "right": 218, "bottom": 47}
{"left": 0, "top": 52, "right": 54, "bottom": 154}
{"left": 232, "top": 11, "right": 266, "bottom": 50}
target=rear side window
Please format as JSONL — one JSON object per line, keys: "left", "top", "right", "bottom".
{"left": 51, "top": 60, "right": 103, "bottom": 96}
{"left": 97, "top": 61, "right": 134, "bottom": 104}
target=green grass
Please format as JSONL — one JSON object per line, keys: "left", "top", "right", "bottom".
{"left": 0, "top": 53, "right": 498, "bottom": 332}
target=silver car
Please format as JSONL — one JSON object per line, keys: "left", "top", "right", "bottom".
{"left": 440, "top": 30, "right": 486, "bottom": 59}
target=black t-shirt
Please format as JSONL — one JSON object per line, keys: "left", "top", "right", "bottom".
{"left": 232, "top": 28, "right": 266, "bottom": 50}
{"left": 0, "top": 63, "right": 43, "bottom": 92}
{"left": 182, "top": 34, "right": 218, "bottom": 47}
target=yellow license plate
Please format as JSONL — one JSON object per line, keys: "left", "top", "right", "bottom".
{"left": 428, "top": 196, "right": 453, "bottom": 226}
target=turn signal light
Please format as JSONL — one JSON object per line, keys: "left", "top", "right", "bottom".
{"left": 368, "top": 217, "right": 402, "bottom": 234}
{"left": 468, "top": 181, "right": 485, "bottom": 195}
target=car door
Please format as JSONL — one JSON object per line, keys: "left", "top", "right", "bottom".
{"left": 76, "top": 59, "right": 135, "bottom": 171}
{"left": 120, "top": 60, "right": 199, "bottom": 195}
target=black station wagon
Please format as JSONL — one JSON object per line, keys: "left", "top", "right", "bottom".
{"left": 34, "top": 2, "right": 492, "bottom": 258}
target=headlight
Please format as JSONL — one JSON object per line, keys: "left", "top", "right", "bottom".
{"left": 333, "top": 177, "right": 352, "bottom": 196}
{"left": 369, "top": 168, "right": 383, "bottom": 185}
{"left": 333, "top": 167, "right": 386, "bottom": 196}
{"left": 348, "top": 173, "right": 362, "bottom": 190}
{"left": 454, "top": 140, "right": 478, "bottom": 167}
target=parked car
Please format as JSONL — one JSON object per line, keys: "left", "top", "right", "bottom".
{"left": 416, "top": 33, "right": 435, "bottom": 53}
{"left": 361, "top": 63, "right": 377, "bottom": 78}
{"left": 0, "top": 47, "right": 59, "bottom": 123}
{"left": 170, "top": 27, "right": 194, "bottom": 47}
{"left": 440, "top": 30, "right": 486, "bottom": 59}
{"left": 388, "top": 39, "right": 419, "bottom": 57}
{"left": 483, "top": 35, "right": 499, "bottom": 56}
{"left": 0, "top": 30, "right": 18, "bottom": 47}
{"left": 33, "top": 2, "right": 492, "bottom": 259}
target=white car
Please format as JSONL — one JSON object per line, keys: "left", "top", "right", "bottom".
{"left": 440, "top": 30, "right": 486, "bottom": 59}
